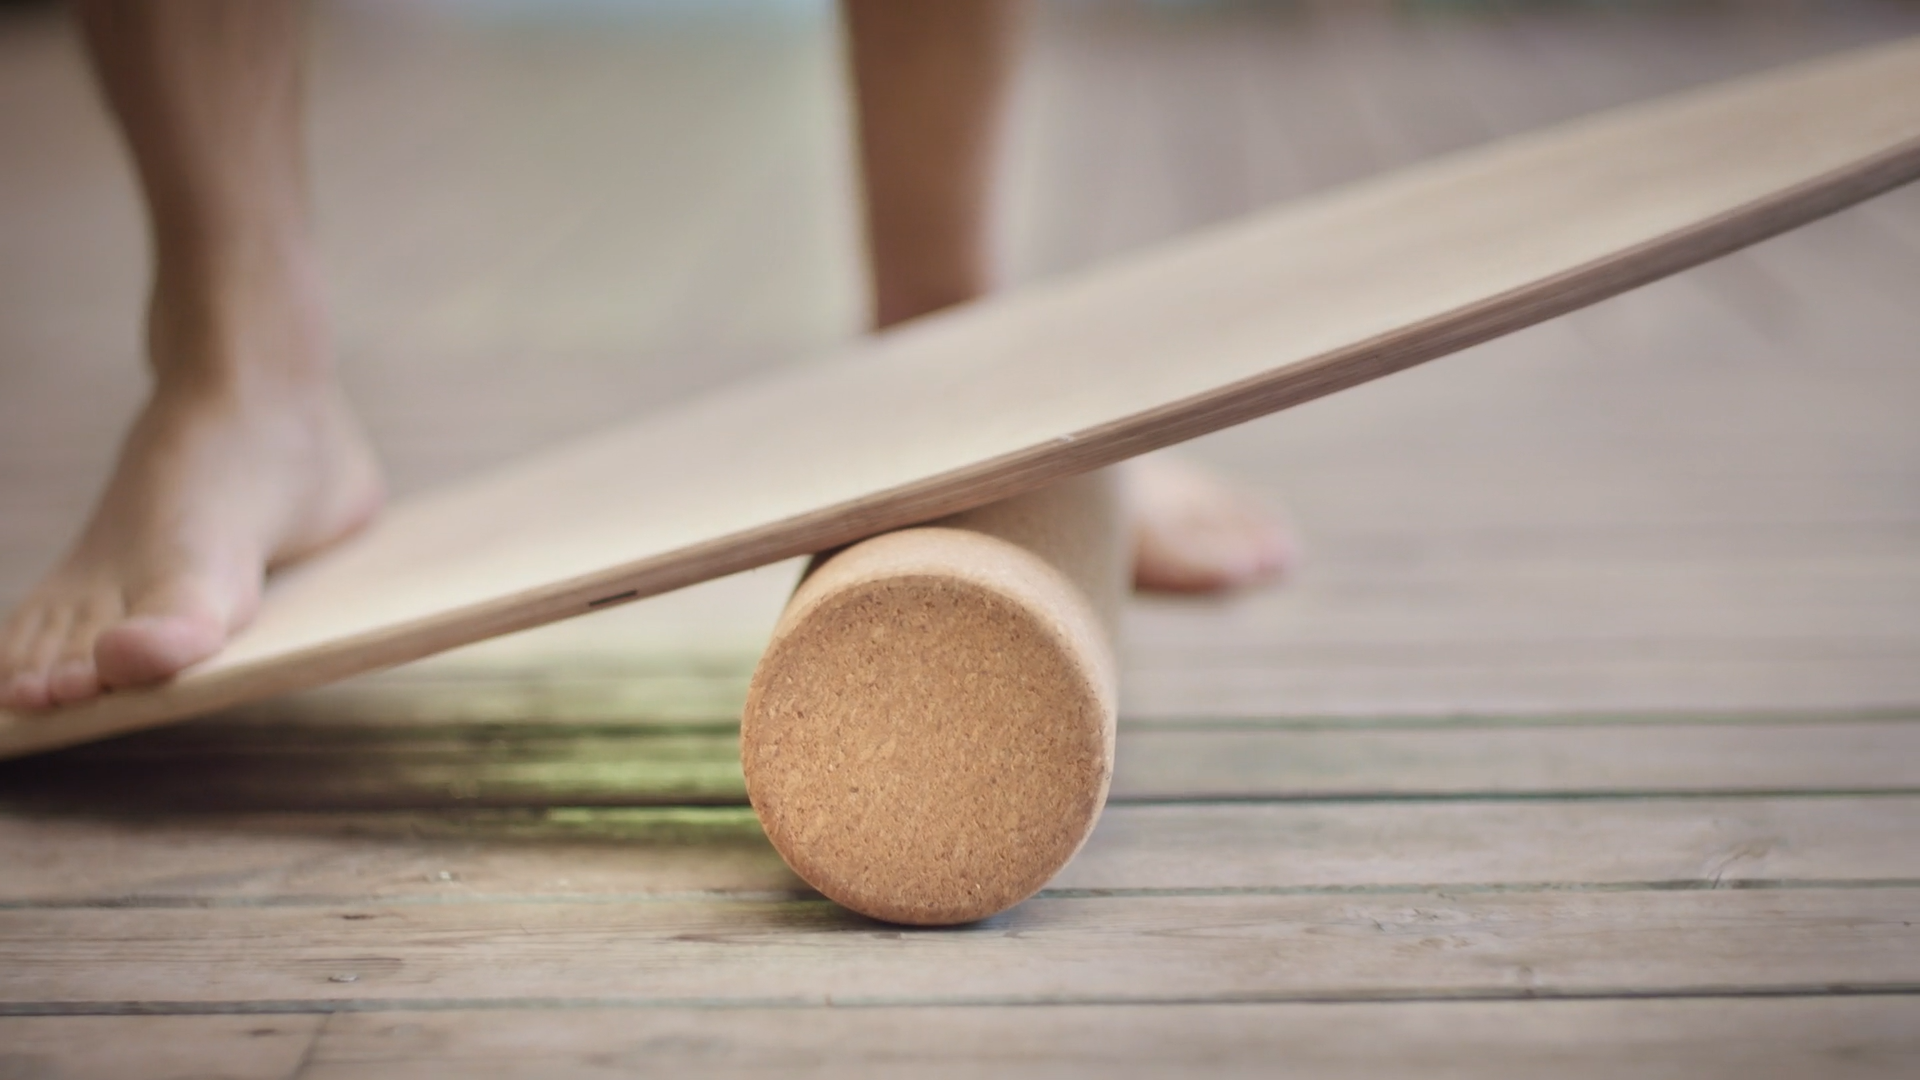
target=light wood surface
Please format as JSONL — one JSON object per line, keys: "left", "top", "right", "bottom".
{"left": 3, "top": 709, "right": 1912, "bottom": 811}
{"left": 742, "top": 473, "right": 1124, "bottom": 924}
{"left": 6, "top": 36, "right": 1920, "bottom": 759}
{"left": 206, "top": 999, "right": 1920, "bottom": 1080}
{"left": 2, "top": 795, "right": 1912, "bottom": 904}
{"left": 7, "top": 888, "right": 1918, "bottom": 1004}
{"left": 6, "top": 999, "right": 1913, "bottom": 1080}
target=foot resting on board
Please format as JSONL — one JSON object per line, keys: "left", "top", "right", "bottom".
{"left": 0, "top": 391, "right": 1276, "bottom": 710}
{"left": 1129, "top": 455, "right": 1294, "bottom": 593}
{"left": 0, "top": 278, "right": 383, "bottom": 711}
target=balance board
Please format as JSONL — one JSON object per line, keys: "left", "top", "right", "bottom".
{"left": 4, "top": 38, "right": 1920, "bottom": 761}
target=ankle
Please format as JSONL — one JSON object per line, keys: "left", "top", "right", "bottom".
{"left": 873, "top": 280, "right": 990, "bottom": 329}
{"left": 146, "top": 232, "right": 334, "bottom": 394}
{"left": 869, "top": 243, "right": 993, "bottom": 330}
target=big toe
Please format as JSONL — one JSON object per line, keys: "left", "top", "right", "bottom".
{"left": 94, "top": 611, "right": 226, "bottom": 689}
{"left": 46, "top": 656, "right": 104, "bottom": 708}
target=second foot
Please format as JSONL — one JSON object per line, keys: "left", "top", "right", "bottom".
{"left": 1128, "top": 455, "right": 1294, "bottom": 594}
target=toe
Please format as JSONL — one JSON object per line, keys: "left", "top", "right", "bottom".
{"left": 96, "top": 574, "right": 235, "bottom": 690}
{"left": 4, "top": 670, "right": 52, "bottom": 712}
{"left": 43, "top": 599, "right": 115, "bottom": 708}
{"left": 2, "top": 604, "right": 73, "bottom": 711}
{"left": 46, "top": 656, "right": 103, "bottom": 707}
{"left": 95, "top": 610, "right": 226, "bottom": 689}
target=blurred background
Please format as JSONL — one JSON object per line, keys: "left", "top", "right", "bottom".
{"left": 2, "top": 0, "right": 1917, "bottom": 719}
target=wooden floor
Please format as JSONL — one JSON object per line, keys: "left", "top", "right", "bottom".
{"left": 3, "top": 1, "right": 1920, "bottom": 1075}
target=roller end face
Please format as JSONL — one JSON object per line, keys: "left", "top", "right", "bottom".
{"left": 742, "top": 527, "right": 1117, "bottom": 926}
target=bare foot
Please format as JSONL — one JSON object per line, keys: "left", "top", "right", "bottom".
{"left": 0, "top": 289, "right": 382, "bottom": 712}
{"left": 1129, "top": 456, "right": 1294, "bottom": 594}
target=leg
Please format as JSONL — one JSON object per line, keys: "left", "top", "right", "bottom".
{"left": 843, "top": 0, "right": 1017, "bottom": 328}
{"left": 0, "top": 1, "right": 382, "bottom": 710}
{"left": 842, "top": 0, "right": 1291, "bottom": 591}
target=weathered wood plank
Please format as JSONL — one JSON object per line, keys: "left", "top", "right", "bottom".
{"left": 1113, "top": 718, "right": 1920, "bottom": 798}
{"left": 1055, "top": 795, "right": 1920, "bottom": 893}
{"left": 3, "top": 795, "right": 1913, "bottom": 905}
{"left": 0, "top": 1014, "right": 321, "bottom": 1080}
{"left": 5, "top": 715, "right": 1911, "bottom": 811}
{"left": 3, "top": 889, "right": 1916, "bottom": 1006}
{"left": 5, "top": 997, "right": 1914, "bottom": 1080}
{"left": 299, "top": 997, "right": 1920, "bottom": 1080}
{"left": 0, "top": 720, "right": 748, "bottom": 811}
{"left": 1123, "top": 661, "right": 1920, "bottom": 719}
{"left": 0, "top": 807, "right": 798, "bottom": 905}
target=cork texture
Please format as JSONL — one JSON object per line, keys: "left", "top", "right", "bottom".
{"left": 742, "top": 474, "right": 1123, "bottom": 925}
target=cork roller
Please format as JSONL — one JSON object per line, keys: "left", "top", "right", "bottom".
{"left": 741, "top": 470, "right": 1126, "bottom": 926}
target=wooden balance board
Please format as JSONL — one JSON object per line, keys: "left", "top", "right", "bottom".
{"left": 5, "top": 39, "right": 1920, "bottom": 921}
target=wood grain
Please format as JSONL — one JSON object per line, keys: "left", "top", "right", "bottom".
{"left": 3, "top": 889, "right": 1915, "bottom": 1006}
{"left": 6, "top": 37, "right": 1920, "bottom": 758}
{"left": 296, "top": 998, "right": 1920, "bottom": 1080}
{"left": 1, "top": 795, "right": 1912, "bottom": 905}
{"left": 0, "top": 1015, "right": 321, "bottom": 1080}
{"left": 4, "top": 998, "right": 1913, "bottom": 1080}
{"left": 4, "top": 713, "right": 1910, "bottom": 812}
{"left": 1111, "top": 717, "right": 1920, "bottom": 799}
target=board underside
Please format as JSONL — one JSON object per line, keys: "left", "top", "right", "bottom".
{"left": 5, "top": 38, "right": 1920, "bottom": 759}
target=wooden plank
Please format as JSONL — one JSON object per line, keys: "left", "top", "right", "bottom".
{"left": 5, "top": 714, "right": 1911, "bottom": 811}
{"left": 297, "top": 998, "right": 1920, "bottom": 1080}
{"left": 0, "top": 807, "right": 797, "bottom": 906}
{"left": 2, "top": 795, "right": 1913, "bottom": 905}
{"left": 2, "top": 888, "right": 1915, "bottom": 1006}
{"left": 0, "top": 718, "right": 750, "bottom": 811}
{"left": 1055, "top": 795, "right": 1920, "bottom": 893}
{"left": 5, "top": 998, "right": 1913, "bottom": 1080}
{"left": 1124, "top": 661, "right": 1920, "bottom": 718}
{"left": 1113, "top": 719, "right": 1920, "bottom": 798}
{"left": 0, "top": 1014, "right": 321, "bottom": 1080}
{"left": 8, "top": 38, "right": 1920, "bottom": 758}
